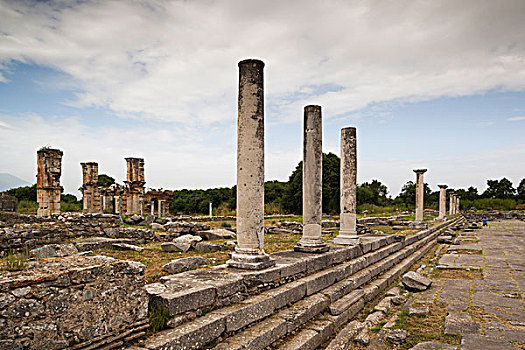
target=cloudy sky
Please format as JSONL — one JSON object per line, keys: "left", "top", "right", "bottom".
{"left": 0, "top": 0, "right": 524, "bottom": 197}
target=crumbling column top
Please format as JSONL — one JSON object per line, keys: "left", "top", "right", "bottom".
{"left": 37, "top": 148, "right": 63, "bottom": 155}
{"left": 413, "top": 168, "right": 427, "bottom": 174}
{"left": 238, "top": 58, "right": 265, "bottom": 67}
{"left": 438, "top": 184, "right": 448, "bottom": 189}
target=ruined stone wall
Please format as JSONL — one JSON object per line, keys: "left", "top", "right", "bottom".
{"left": 36, "top": 148, "right": 63, "bottom": 217}
{"left": 0, "top": 193, "right": 18, "bottom": 212}
{"left": 0, "top": 256, "right": 148, "bottom": 350}
{"left": 463, "top": 211, "right": 525, "bottom": 221}
{"left": 0, "top": 213, "right": 121, "bottom": 251}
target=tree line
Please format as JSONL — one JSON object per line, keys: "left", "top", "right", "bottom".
{"left": 6, "top": 153, "right": 525, "bottom": 215}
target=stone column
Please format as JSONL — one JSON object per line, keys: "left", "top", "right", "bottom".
{"left": 124, "top": 157, "right": 145, "bottom": 215}
{"left": 36, "top": 148, "right": 63, "bottom": 216}
{"left": 449, "top": 193, "right": 455, "bottom": 215}
{"left": 227, "top": 59, "right": 274, "bottom": 270}
{"left": 209, "top": 202, "right": 213, "bottom": 217}
{"left": 438, "top": 185, "right": 448, "bottom": 220}
{"left": 295, "top": 105, "right": 329, "bottom": 253}
{"left": 335, "top": 127, "right": 360, "bottom": 245}
{"left": 158, "top": 200, "right": 163, "bottom": 217}
{"left": 151, "top": 201, "right": 155, "bottom": 215}
{"left": 456, "top": 196, "right": 461, "bottom": 214}
{"left": 81, "top": 162, "right": 100, "bottom": 213}
{"left": 413, "top": 169, "right": 427, "bottom": 223}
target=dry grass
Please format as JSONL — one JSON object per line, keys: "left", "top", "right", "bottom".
{"left": 94, "top": 231, "right": 334, "bottom": 283}
{"left": 393, "top": 302, "right": 460, "bottom": 349}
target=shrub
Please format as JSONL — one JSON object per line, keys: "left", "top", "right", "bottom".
{"left": 149, "top": 303, "right": 170, "bottom": 333}
{"left": 3, "top": 248, "right": 30, "bottom": 271}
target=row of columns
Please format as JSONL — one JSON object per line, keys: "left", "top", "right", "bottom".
{"left": 227, "top": 59, "right": 360, "bottom": 270}
{"left": 227, "top": 58, "right": 461, "bottom": 271}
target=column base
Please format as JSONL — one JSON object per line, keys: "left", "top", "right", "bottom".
{"left": 409, "top": 221, "right": 428, "bottom": 229}
{"left": 334, "top": 231, "right": 360, "bottom": 245}
{"left": 227, "top": 251, "right": 275, "bottom": 270}
{"left": 294, "top": 240, "right": 329, "bottom": 253}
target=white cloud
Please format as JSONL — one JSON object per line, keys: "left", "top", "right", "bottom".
{"left": 507, "top": 116, "right": 525, "bottom": 121}
{"left": 1, "top": 0, "right": 525, "bottom": 125}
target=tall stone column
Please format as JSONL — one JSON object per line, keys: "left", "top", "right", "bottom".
{"left": 413, "top": 169, "right": 427, "bottom": 223}
{"left": 81, "top": 162, "right": 100, "bottom": 213}
{"left": 438, "top": 184, "right": 448, "bottom": 220}
{"left": 449, "top": 193, "right": 455, "bottom": 215}
{"left": 335, "top": 127, "right": 360, "bottom": 245}
{"left": 209, "top": 202, "right": 213, "bottom": 217}
{"left": 456, "top": 196, "right": 461, "bottom": 214}
{"left": 158, "top": 200, "right": 163, "bottom": 217}
{"left": 227, "top": 59, "right": 274, "bottom": 270}
{"left": 36, "top": 148, "right": 63, "bottom": 216}
{"left": 295, "top": 105, "right": 329, "bottom": 253}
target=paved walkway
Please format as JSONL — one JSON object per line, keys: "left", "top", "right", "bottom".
{"left": 415, "top": 220, "right": 525, "bottom": 349}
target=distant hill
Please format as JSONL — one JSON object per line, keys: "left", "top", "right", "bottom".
{"left": 0, "top": 173, "right": 31, "bottom": 192}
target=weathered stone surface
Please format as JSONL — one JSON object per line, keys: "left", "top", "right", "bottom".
{"left": 195, "top": 242, "right": 222, "bottom": 253}
{"left": 112, "top": 242, "right": 144, "bottom": 252}
{"left": 409, "top": 306, "right": 429, "bottom": 315}
{"left": 460, "top": 334, "right": 517, "bottom": 350}
{"left": 387, "top": 329, "right": 407, "bottom": 344}
{"left": 162, "top": 257, "right": 209, "bottom": 274}
{"left": 151, "top": 222, "right": 164, "bottom": 230}
{"left": 409, "top": 342, "right": 458, "bottom": 350}
{"left": 402, "top": 271, "right": 432, "bottom": 291}
{"left": 391, "top": 295, "right": 406, "bottom": 305}
{"left": 161, "top": 242, "right": 183, "bottom": 252}
{"left": 0, "top": 256, "right": 147, "bottom": 349}
{"left": 444, "top": 312, "right": 480, "bottom": 335}
{"left": 195, "top": 228, "right": 235, "bottom": 240}
{"left": 174, "top": 234, "right": 202, "bottom": 247}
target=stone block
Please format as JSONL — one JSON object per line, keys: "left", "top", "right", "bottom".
{"left": 145, "top": 313, "right": 225, "bottom": 350}
{"left": 402, "top": 271, "right": 432, "bottom": 291}
{"left": 329, "top": 289, "right": 363, "bottom": 316}
{"left": 444, "top": 313, "right": 480, "bottom": 335}
{"left": 161, "top": 257, "right": 209, "bottom": 274}
{"left": 219, "top": 294, "right": 276, "bottom": 332}
{"left": 303, "top": 269, "right": 338, "bottom": 296}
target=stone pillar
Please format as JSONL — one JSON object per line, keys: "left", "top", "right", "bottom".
{"left": 209, "top": 202, "right": 213, "bottom": 217}
{"left": 36, "top": 148, "right": 63, "bottom": 216}
{"left": 227, "top": 59, "right": 274, "bottom": 270}
{"left": 158, "top": 200, "right": 163, "bottom": 217}
{"left": 151, "top": 201, "right": 155, "bottom": 215}
{"left": 438, "top": 184, "right": 448, "bottom": 220}
{"left": 124, "top": 157, "right": 145, "bottom": 215}
{"left": 456, "top": 196, "right": 461, "bottom": 214}
{"left": 81, "top": 162, "right": 100, "bottom": 213}
{"left": 413, "top": 169, "right": 427, "bottom": 223}
{"left": 449, "top": 193, "right": 455, "bottom": 215}
{"left": 295, "top": 105, "right": 329, "bottom": 253}
{"left": 335, "top": 127, "right": 360, "bottom": 245}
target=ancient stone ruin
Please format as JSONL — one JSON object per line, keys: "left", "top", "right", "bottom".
{"left": 36, "top": 148, "right": 63, "bottom": 216}
{"left": 81, "top": 162, "right": 100, "bottom": 213}
{"left": 3, "top": 58, "right": 519, "bottom": 350}
{"left": 0, "top": 192, "right": 17, "bottom": 212}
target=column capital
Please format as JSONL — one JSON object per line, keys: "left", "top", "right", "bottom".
{"left": 413, "top": 168, "right": 427, "bottom": 174}
{"left": 438, "top": 184, "right": 448, "bottom": 189}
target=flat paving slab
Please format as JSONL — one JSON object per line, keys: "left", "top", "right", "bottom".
{"left": 415, "top": 220, "right": 525, "bottom": 348}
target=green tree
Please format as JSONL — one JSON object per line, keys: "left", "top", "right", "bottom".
{"left": 360, "top": 179, "right": 389, "bottom": 205}
{"left": 395, "top": 181, "right": 431, "bottom": 207}
{"left": 482, "top": 178, "right": 516, "bottom": 199}
{"left": 517, "top": 178, "right": 525, "bottom": 202}
{"left": 282, "top": 152, "right": 341, "bottom": 214}
{"left": 7, "top": 184, "right": 37, "bottom": 202}
{"left": 97, "top": 174, "right": 116, "bottom": 187}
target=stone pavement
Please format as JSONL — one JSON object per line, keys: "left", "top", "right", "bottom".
{"left": 414, "top": 220, "right": 525, "bottom": 349}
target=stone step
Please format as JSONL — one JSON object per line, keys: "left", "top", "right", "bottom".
{"left": 137, "top": 217, "right": 460, "bottom": 350}
{"left": 212, "top": 220, "right": 458, "bottom": 350}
